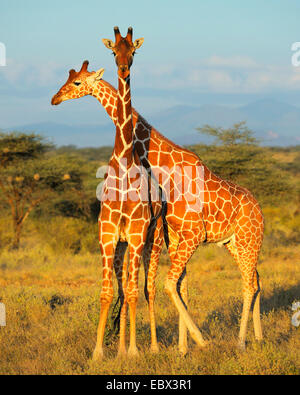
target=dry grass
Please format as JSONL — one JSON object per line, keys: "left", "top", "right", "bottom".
{"left": 0, "top": 239, "right": 299, "bottom": 375}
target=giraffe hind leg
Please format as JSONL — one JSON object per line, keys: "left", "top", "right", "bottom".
{"left": 168, "top": 228, "right": 189, "bottom": 354}
{"left": 224, "top": 239, "right": 262, "bottom": 349}
{"left": 142, "top": 216, "right": 164, "bottom": 353}
{"left": 252, "top": 270, "right": 263, "bottom": 341}
{"left": 177, "top": 267, "right": 188, "bottom": 355}
{"left": 165, "top": 237, "right": 207, "bottom": 349}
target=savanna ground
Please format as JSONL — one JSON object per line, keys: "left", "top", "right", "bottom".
{"left": 0, "top": 137, "right": 299, "bottom": 375}
{"left": 0, "top": 215, "right": 299, "bottom": 375}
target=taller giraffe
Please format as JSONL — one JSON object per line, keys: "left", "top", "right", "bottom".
{"left": 93, "top": 26, "right": 163, "bottom": 359}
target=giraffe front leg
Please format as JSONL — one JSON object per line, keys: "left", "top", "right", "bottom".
{"left": 126, "top": 241, "right": 146, "bottom": 358}
{"left": 93, "top": 240, "right": 117, "bottom": 361}
{"left": 119, "top": 246, "right": 129, "bottom": 357}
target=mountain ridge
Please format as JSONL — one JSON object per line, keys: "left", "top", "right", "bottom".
{"left": 4, "top": 98, "right": 300, "bottom": 147}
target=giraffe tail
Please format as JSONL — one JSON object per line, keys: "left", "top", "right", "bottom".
{"left": 162, "top": 200, "right": 169, "bottom": 249}
{"left": 111, "top": 296, "right": 121, "bottom": 334}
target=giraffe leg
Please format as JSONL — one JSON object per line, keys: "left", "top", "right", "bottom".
{"left": 112, "top": 242, "right": 128, "bottom": 357}
{"left": 252, "top": 270, "right": 263, "bottom": 341}
{"left": 238, "top": 285, "right": 253, "bottom": 350}
{"left": 93, "top": 241, "right": 117, "bottom": 361}
{"left": 177, "top": 268, "right": 188, "bottom": 355}
{"left": 126, "top": 238, "right": 147, "bottom": 357}
{"left": 119, "top": 247, "right": 129, "bottom": 356}
{"left": 167, "top": 230, "right": 188, "bottom": 353}
{"left": 225, "top": 239, "right": 262, "bottom": 349}
{"left": 165, "top": 237, "right": 207, "bottom": 349}
{"left": 143, "top": 217, "right": 164, "bottom": 353}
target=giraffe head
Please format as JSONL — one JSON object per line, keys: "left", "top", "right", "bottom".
{"left": 102, "top": 26, "right": 144, "bottom": 79}
{"left": 51, "top": 60, "right": 105, "bottom": 105}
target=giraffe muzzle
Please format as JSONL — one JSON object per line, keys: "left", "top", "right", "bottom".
{"left": 119, "top": 65, "right": 129, "bottom": 73}
{"left": 51, "top": 94, "right": 62, "bottom": 105}
{"left": 118, "top": 65, "right": 130, "bottom": 79}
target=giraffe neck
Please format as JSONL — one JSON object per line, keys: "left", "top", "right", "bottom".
{"left": 113, "top": 75, "right": 134, "bottom": 166}
{"left": 91, "top": 80, "right": 117, "bottom": 124}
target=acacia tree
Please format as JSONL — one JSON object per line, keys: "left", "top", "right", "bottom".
{"left": 195, "top": 122, "right": 290, "bottom": 204}
{"left": 0, "top": 132, "right": 84, "bottom": 249}
{"left": 197, "top": 121, "right": 258, "bottom": 146}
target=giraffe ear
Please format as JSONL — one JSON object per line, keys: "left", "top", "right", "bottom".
{"left": 102, "top": 39, "right": 115, "bottom": 50}
{"left": 94, "top": 68, "right": 105, "bottom": 81}
{"left": 133, "top": 37, "right": 144, "bottom": 50}
{"left": 86, "top": 68, "right": 105, "bottom": 84}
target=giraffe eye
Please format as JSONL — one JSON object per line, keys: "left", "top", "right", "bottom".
{"left": 74, "top": 81, "right": 81, "bottom": 86}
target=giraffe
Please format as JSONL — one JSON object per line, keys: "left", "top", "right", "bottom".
{"left": 51, "top": 60, "right": 183, "bottom": 354}
{"left": 52, "top": 31, "right": 163, "bottom": 358}
{"left": 94, "top": 26, "right": 161, "bottom": 359}
{"left": 52, "top": 42, "right": 264, "bottom": 353}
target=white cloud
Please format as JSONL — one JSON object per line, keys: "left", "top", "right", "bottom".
{"left": 2, "top": 55, "right": 300, "bottom": 95}
{"left": 1, "top": 58, "right": 67, "bottom": 86}
{"left": 204, "top": 55, "right": 259, "bottom": 69}
{"left": 134, "top": 57, "right": 300, "bottom": 94}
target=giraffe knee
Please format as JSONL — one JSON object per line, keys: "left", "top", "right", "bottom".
{"left": 165, "top": 278, "right": 176, "bottom": 297}
{"left": 146, "top": 275, "right": 156, "bottom": 298}
{"left": 100, "top": 291, "right": 113, "bottom": 306}
{"left": 127, "top": 294, "right": 138, "bottom": 305}
{"left": 126, "top": 285, "right": 139, "bottom": 304}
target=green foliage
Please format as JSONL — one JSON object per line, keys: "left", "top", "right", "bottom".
{"left": 56, "top": 145, "right": 113, "bottom": 163}
{"left": 34, "top": 216, "right": 99, "bottom": 254}
{"left": 1, "top": 127, "right": 299, "bottom": 249}
{"left": 0, "top": 133, "right": 86, "bottom": 248}
{"left": 0, "top": 131, "right": 52, "bottom": 167}
{"left": 196, "top": 121, "right": 258, "bottom": 146}
{"left": 193, "top": 122, "right": 294, "bottom": 205}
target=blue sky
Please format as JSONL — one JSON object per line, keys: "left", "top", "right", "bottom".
{"left": 1, "top": 0, "right": 300, "bottom": 129}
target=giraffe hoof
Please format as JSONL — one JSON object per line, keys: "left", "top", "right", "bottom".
{"left": 150, "top": 344, "right": 159, "bottom": 354}
{"left": 128, "top": 347, "right": 139, "bottom": 358}
{"left": 179, "top": 347, "right": 188, "bottom": 356}
{"left": 92, "top": 348, "right": 103, "bottom": 362}
{"left": 195, "top": 339, "right": 209, "bottom": 349}
{"left": 237, "top": 340, "right": 246, "bottom": 351}
{"left": 117, "top": 348, "right": 127, "bottom": 359}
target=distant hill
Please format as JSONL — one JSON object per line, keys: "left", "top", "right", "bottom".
{"left": 5, "top": 98, "right": 300, "bottom": 147}
{"left": 148, "top": 99, "right": 300, "bottom": 146}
